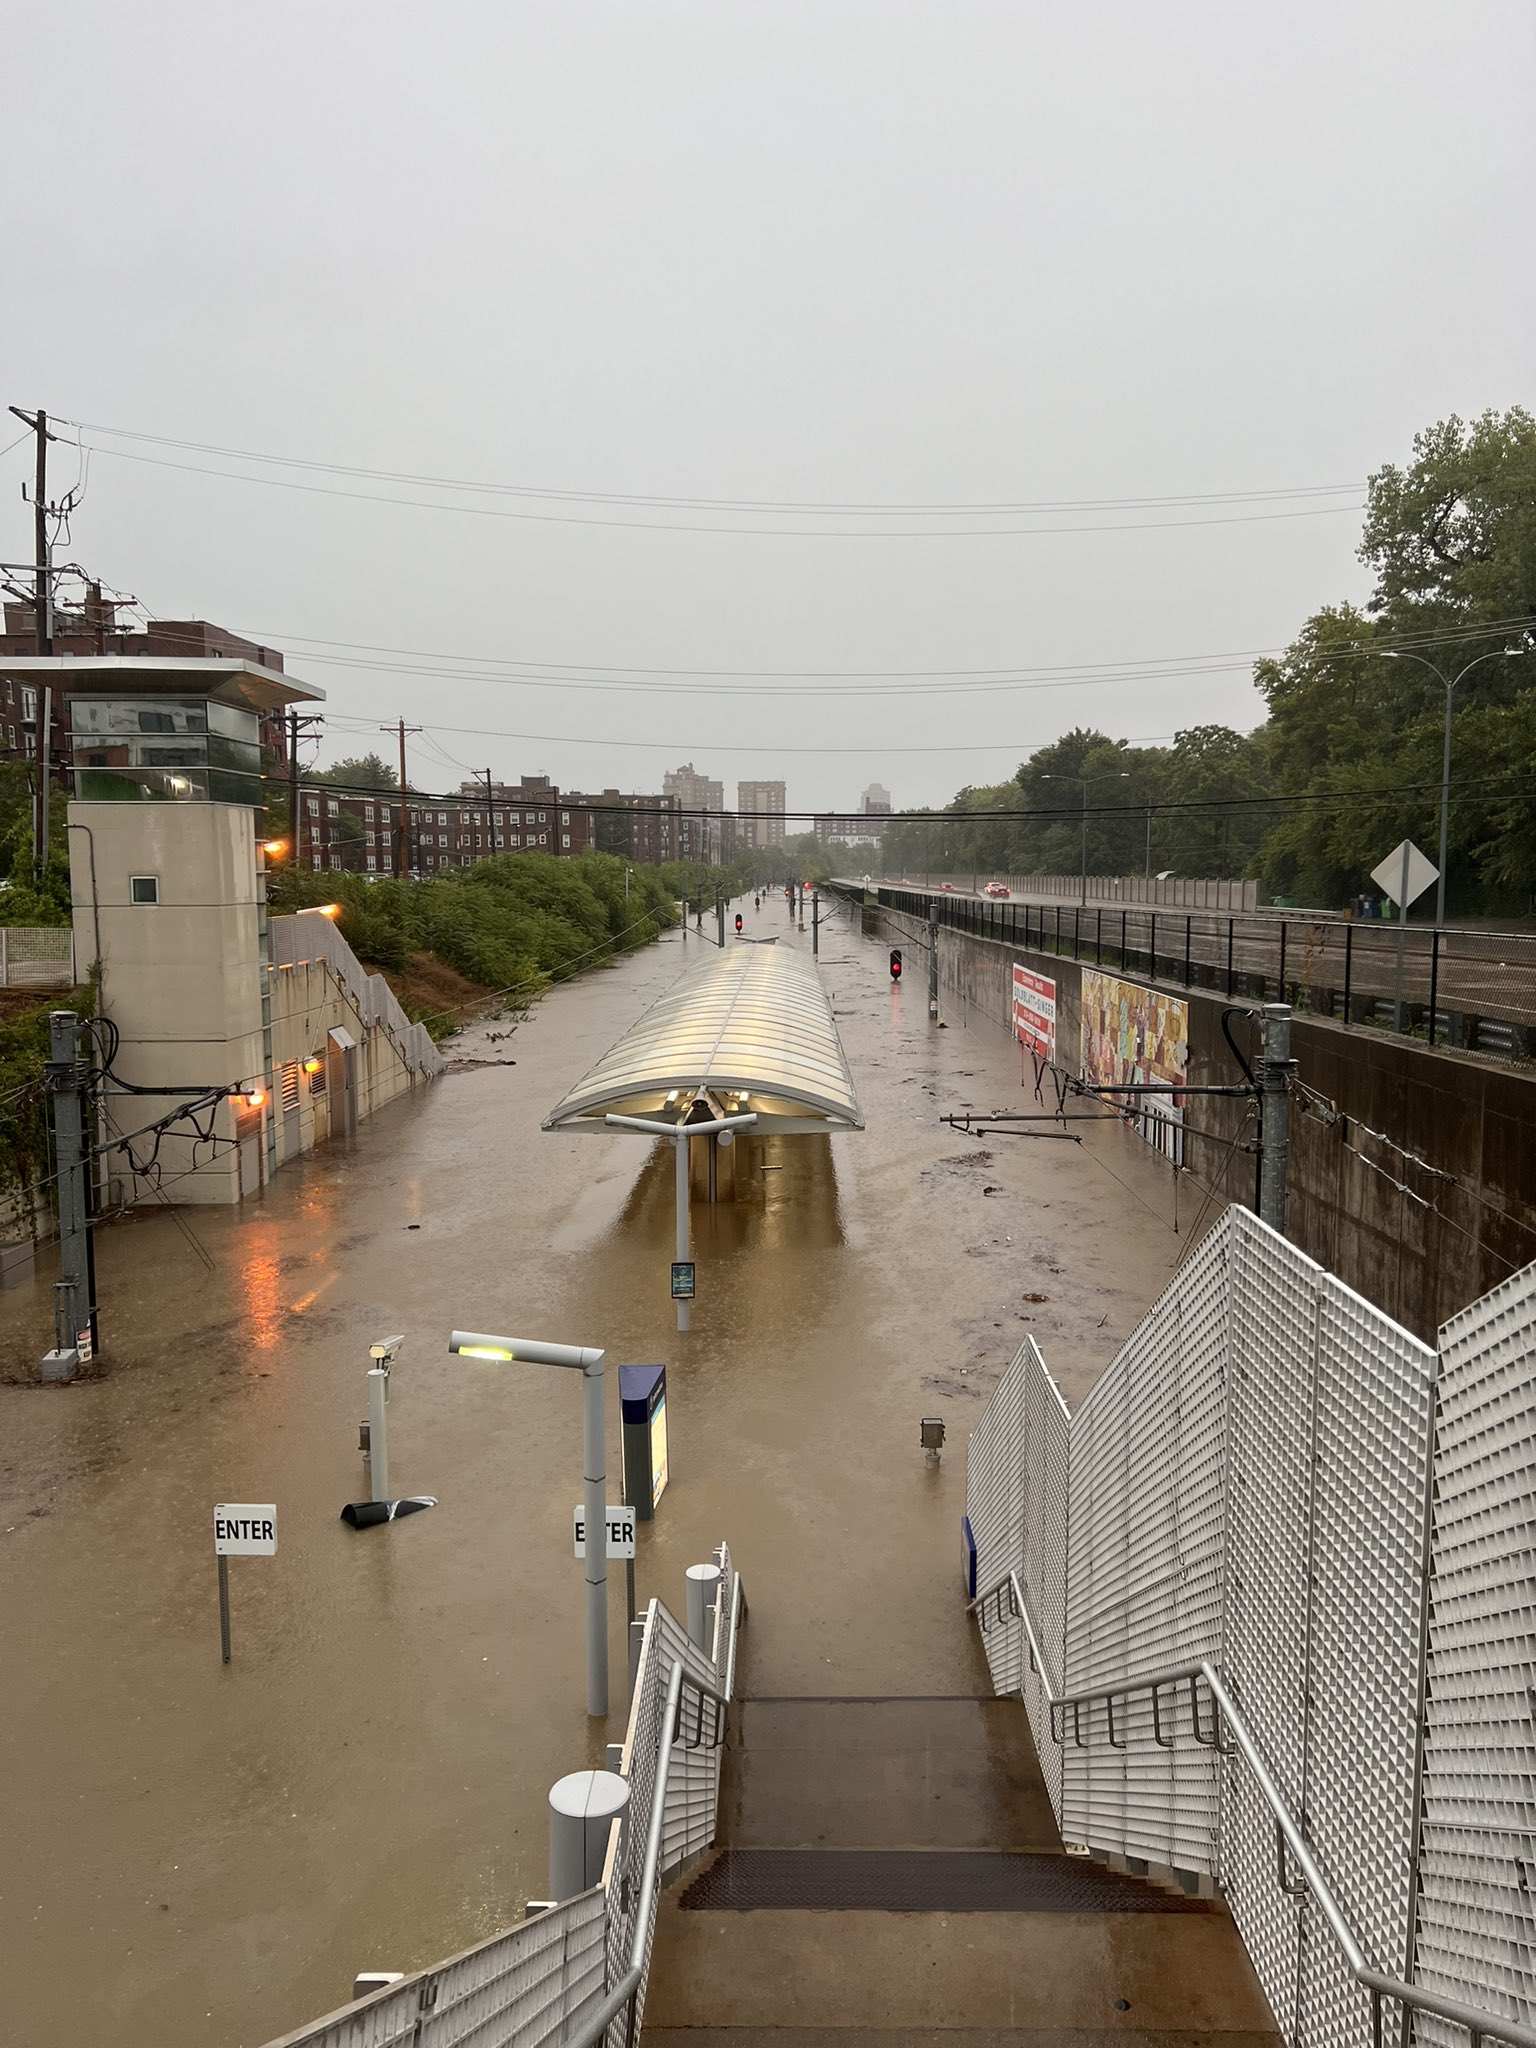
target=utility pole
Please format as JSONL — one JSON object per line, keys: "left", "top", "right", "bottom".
{"left": 381, "top": 720, "right": 422, "bottom": 879}
{"left": 928, "top": 901, "right": 939, "bottom": 1019}
{"left": 288, "top": 709, "right": 301, "bottom": 867}
{"left": 9, "top": 407, "right": 59, "bottom": 876}
{"left": 484, "top": 768, "right": 496, "bottom": 861}
{"left": 812, "top": 890, "right": 819, "bottom": 956}
{"left": 715, "top": 883, "right": 725, "bottom": 949}
{"left": 43, "top": 1010, "right": 96, "bottom": 1379}
{"left": 1256, "top": 1004, "right": 1295, "bottom": 1236}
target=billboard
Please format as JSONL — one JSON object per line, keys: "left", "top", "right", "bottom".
{"left": 1011, "top": 965, "right": 1057, "bottom": 1060}
{"left": 1080, "top": 971, "right": 1188, "bottom": 1165}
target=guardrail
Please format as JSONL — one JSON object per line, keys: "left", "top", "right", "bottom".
{"left": 1028, "top": 1650, "right": 1536, "bottom": 2048}
{"left": 255, "top": 1549, "right": 744, "bottom": 2048}
{"left": 880, "top": 883, "right": 1536, "bottom": 1059}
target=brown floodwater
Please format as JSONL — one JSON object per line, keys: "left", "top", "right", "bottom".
{"left": 0, "top": 898, "right": 1195, "bottom": 2048}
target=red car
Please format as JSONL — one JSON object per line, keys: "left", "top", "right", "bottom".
{"left": 984, "top": 882, "right": 1009, "bottom": 898}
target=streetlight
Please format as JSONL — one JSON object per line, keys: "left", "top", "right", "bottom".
{"left": 1040, "top": 771, "right": 1131, "bottom": 905}
{"left": 1382, "top": 644, "right": 1524, "bottom": 926}
{"left": 447, "top": 1329, "right": 610, "bottom": 1717}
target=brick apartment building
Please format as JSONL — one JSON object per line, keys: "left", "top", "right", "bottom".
{"left": 736, "top": 779, "right": 786, "bottom": 849}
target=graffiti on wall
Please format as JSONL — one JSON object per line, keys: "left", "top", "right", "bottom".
{"left": 1080, "top": 970, "right": 1189, "bottom": 1164}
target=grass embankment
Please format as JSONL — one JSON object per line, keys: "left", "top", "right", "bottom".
{"left": 270, "top": 851, "right": 701, "bottom": 1039}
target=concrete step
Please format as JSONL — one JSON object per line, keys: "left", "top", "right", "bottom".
{"left": 642, "top": 1892, "right": 1281, "bottom": 2037}
{"left": 644, "top": 2032, "right": 1280, "bottom": 2048}
{"left": 677, "top": 1849, "right": 1216, "bottom": 1914}
{"left": 722, "top": 1696, "right": 1059, "bottom": 1851}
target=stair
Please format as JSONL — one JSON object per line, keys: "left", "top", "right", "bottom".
{"left": 642, "top": 1696, "right": 1279, "bottom": 2048}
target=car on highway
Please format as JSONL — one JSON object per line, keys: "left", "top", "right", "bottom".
{"left": 940, "top": 881, "right": 957, "bottom": 891}
{"left": 984, "top": 881, "right": 1010, "bottom": 898}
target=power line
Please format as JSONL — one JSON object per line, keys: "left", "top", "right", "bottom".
{"left": 64, "top": 418, "right": 1364, "bottom": 516}
{"left": 78, "top": 440, "right": 1366, "bottom": 541}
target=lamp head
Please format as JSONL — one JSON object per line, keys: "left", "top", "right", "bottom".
{"left": 369, "top": 1334, "right": 405, "bottom": 1363}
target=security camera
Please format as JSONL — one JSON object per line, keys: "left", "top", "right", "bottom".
{"left": 369, "top": 1335, "right": 405, "bottom": 1364}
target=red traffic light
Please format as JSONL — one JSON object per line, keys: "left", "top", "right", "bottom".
{"left": 735, "top": 913, "right": 743, "bottom": 932}
{"left": 889, "top": 949, "right": 903, "bottom": 980}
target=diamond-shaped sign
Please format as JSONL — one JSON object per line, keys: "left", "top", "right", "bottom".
{"left": 1370, "top": 838, "right": 1438, "bottom": 912}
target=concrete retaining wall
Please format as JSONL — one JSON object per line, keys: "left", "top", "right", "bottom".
{"left": 869, "top": 899, "right": 1536, "bottom": 1342}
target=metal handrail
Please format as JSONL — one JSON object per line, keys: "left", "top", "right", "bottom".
{"left": 968, "top": 1568, "right": 1061, "bottom": 1700}
{"left": 723, "top": 1571, "right": 745, "bottom": 1704}
{"left": 1022, "top": 1648, "right": 1536, "bottom": 2048}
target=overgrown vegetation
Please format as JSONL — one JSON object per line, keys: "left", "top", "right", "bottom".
{"left": 882, "top": 409, "right": 1536, "bottom": 915}
{"left": 0, "top": 762, "right": 70, "bottom": 926}
{"left": 269, "top": 850, "right": 693, "bottom": 1034}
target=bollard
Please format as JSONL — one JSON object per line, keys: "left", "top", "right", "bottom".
{"left": 366, "top": 1367, "right": 390, "bottom": 1502}
{"left": 685, "top": 1562, "right": 723, "bottom": 1652}
{"left": 549, "top": 1770, "right": 630, "bottom": 1900}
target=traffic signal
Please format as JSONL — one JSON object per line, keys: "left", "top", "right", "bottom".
{"left": 735, "top": 913, "right": 743, "bottom": 933}
{"left": 890, "top": 949, "right": 902, "bottom": 980}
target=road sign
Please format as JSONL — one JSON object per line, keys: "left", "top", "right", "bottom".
{"left": 670, "top": 1260, "right": 696, "bottom": 1300}
{"left": 214, "top": 1504, "right": 277, "bottom": 1556}
{"left": 573, "top": 1504, "right": 637, "bottom": 1559}
{"left": 1371, "top": 839, "right": 1438, "bottom": 912}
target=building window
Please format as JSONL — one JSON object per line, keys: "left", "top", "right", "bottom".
{"left": 537, "top": 810, "right": 546, "bottom": 823}
{"left": 561, "top": 834, "right": 570, "bottom": 849}
{"left": 312, "top": 854, "right": 322, "bottom": 870}
{"left": 437, "top": 811, "right": 447, "bottom": 825}
{"left": 21, "top": 687, "right": 37, "bottom": 722}
{"left": 561, "top": 810, "right": 570, "bottom": 824}
{"left": 363, "top": 804, "right": 374, "bottom": 821}
{"left": 495, "top": 834, "right": 504, "bottom": 847}
{"left": 366, "top": 854, "right": 376, "bottom": 870}
{"left": 327, "top": 799, "right": 338, "bottom": 815}
{"left": 307, "top": 796, "right": 319, "bottom": 814}
{"left": 129, "top": 874, "right": 159, "bottom": 905}
{"left": 330, "top": 854, "right": 341, "bottom": 870}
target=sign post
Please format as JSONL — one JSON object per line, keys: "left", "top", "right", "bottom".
{"left": 573, "top": 1504, "right": 637, "bottom": 1559}
{"left": 213, "top": 1503, "right": 277, "bottom": 1664}
{"left": 1370, "top": 839, "right": 1439, "bottom": 1031}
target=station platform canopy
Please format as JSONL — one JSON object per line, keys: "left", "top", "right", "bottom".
{"left": 542, "top": 942, "right": 863, "bottom": 1135}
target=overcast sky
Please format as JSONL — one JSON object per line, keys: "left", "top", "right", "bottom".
{"left": 5, "top": 1, "right": 1532, "bottom": 814}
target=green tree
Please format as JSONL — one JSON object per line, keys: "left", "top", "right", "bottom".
{"left": 314, "top": 752, "right": 399, "bottom": 791}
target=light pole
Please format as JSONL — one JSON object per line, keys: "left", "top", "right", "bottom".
{"left": 603, "top": 1110, "right": 758, "bottom": 1331}
{"left": 448, "top": 1329, "right": 610, "bottom": 1717}
{"left": 1040, "top": 771, "right": 1131, "bottom": 905}
{"left": 1382, "top": 644, "right": 1523, "bottom": 926}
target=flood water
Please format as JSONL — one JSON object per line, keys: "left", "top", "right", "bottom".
{"left": 0, "top": 897, "right": 1197, "bottom": 2048}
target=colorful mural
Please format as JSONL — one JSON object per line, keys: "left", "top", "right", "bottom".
{"left": 1080, "top": 970, "right": 1189, "bottom": 1163}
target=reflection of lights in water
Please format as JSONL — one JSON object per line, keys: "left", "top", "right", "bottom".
{"left": 239, "top": 1248, "right": 284, "bottom": 1352}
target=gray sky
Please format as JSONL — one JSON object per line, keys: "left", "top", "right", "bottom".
{"left": 5, "top": 0, "right": 1533, "bottom": 814}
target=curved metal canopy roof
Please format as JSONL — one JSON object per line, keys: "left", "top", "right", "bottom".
{"left": 543, "top": 942, "right": 863, "bottom": 1135}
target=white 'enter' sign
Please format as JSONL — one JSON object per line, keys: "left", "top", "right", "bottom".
{"left": 214, "top": 1504, "right": 277, "bottom": 1557}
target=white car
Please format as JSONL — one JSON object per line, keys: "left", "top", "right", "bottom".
{"left": 984, "top": 882, "right": 1010, "bottom": 898}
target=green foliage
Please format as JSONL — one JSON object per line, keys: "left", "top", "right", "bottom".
{"left": 883, "top": 409, "right": 1536, "bottom": 914}
{"left": 268, "top": 849, "right": 680, "bottom": 1032}
{"left": 0, "top": 986, "right": 94, "bottom": 1227}
{"left": 314, "top": 752, "right": 399, "bottom": 791}
{"left": 0, "top": 762, "right": 70, "bottom": 925}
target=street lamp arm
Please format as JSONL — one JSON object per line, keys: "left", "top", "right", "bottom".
{"left": 448, "top": 1331, "right": 604, "bottom": 1370}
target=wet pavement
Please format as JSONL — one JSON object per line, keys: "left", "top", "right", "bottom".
{"left": 0, "top": 895, "right": 1197, "bottom": 2048}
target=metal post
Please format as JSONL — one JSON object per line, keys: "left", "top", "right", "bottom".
{"left": 548, "top": 1770, "right": 630, "bottom": 1900}
{"left": 217, "top": 1554, "right": 232, "bottom": 1665}
{"left": 1436, "top": 679, "right": 1454, "bottom": 930}
{"left": 46, "top": 1010, "right": 92, "bottom": 1363}
{"left": 716, "top": 885, "right": 725, "bottom": 949}
{"left": 1257, "top": 1004, "right": 1293, "bottom": 1235}
{"left": 1393, "top": 840, "right": 1411, "bottom": 1032}
{"left": 1343, "top": 920, "right": 1354, "bottom": 1021}
{"left": 812, "top": 891, "right": 819, "bottom": 955}
{"left": 1184, "top": 914, "right": 1192, "bottom": 987}
{"left": 1148, "top": 910, "right": 1156, "bottom": 980}
{"left": 1428, "top": 929, "right": 1440, "bottom": 1047}
{"left": 674, "top": 1134, "right": 690, "bottom": 1333}
{"left": 582, "top": 1355, "right": 609, "bottom": 1717}
{"left": 1226, "top": 920, "right": 1235, "bottom": 997}
{"left": 1278, "top": 920, "right": 1287, "bottom": 1005}
{"left": 928, "top": 901, "right": 939, "bottom": 1019}
{"left": 366, "top": 1366, "right": 390, "bottom": 1503}
{"left": 685, "top": 1562, "right": 722, "bottom": 1652}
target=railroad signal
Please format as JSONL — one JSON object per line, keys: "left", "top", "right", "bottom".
{"left": 890, "top": 949, "right": 902, "bottom": 981}
{"left": 735, "top": 913, "right": 743, "bottom": 933}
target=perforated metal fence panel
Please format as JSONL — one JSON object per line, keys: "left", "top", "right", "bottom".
{"left": 1415, "top": 1264, "right": 1536, "bottom": 2046}
{"left": 1061, "top": 1213, "right": 1231, "bottom": 1874}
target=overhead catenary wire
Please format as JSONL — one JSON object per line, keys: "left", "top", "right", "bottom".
{"left": 64, "top": 419, "right": 1364, "bottom": 516}
{"left": 71, "top": 441, "right": 1367, "bottom": 541}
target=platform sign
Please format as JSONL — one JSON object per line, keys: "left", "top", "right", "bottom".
{"left": 214, "top": 1504, "right": 277, "bottom": 1556}
{"left": 670, "top": 1261, "right": 696, "bottom": 1300}
{"left": 1012, "top": 965, "right": 1057, "bottom": 1060}
{"left": 620, "top": 1364, "right": 670, "bottom": 1519}
{"left": 573, "top": 1504, "right": 636, "bottom": 1559}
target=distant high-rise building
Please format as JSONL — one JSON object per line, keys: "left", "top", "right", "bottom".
{"left": 736, "top": 779, "right": 786, "bottom": 849}
{"left": 860, "top": 782, "right": 892, "bottom": 815}
{"left": 663, "top": 761, "right": 725, "bottom": 862}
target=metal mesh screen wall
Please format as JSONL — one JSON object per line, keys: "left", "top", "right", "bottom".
{"left": 1415, "top": 1265, "right": 1536, "bottom": 2043}
{"left": 965, "top": 1205, "right": 1458, "bottom": 2048}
